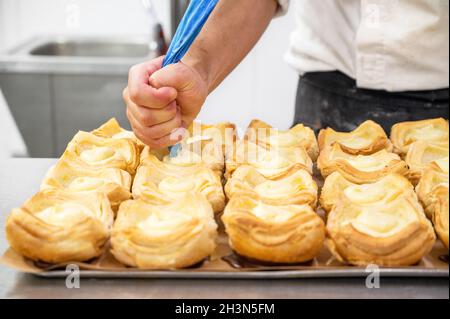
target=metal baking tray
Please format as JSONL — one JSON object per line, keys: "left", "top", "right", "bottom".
{"left": 2, "top": 235, "right": 448, "bottom": 279}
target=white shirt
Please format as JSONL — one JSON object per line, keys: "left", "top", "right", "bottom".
{"left": 277, "top": 0, "right": 449, "bottom": 92}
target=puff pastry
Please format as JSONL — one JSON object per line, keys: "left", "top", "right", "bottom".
{"left": 390, "top": 118, "right": 449, "bottom": 156}
{"left": 405, "top": 141, "right": 449, "bottom": 185}
{"left": 63, "top": 131, "right": 140, "bottom": 174}
{"left": 225, "top": 165, "right": 317, "bottom": 207}
{"left": 225, "top": 141, "right": 313, "bottom": 180}
{"left": 244, "top": 119, "right": 319, "bottom": 161}
{"left": 320, "top": 172, "right": 416, "bottom": 213}
{"left": 318, "top": 120, "right": 393, "bottom": 155}
{"left": 41, "top": 158, "right": 132, "bottom": 211}
{"left": 317, "top": 143, "right": 408, "bottom": 183}
{"left": 326, "top": 193, "right": 436, "bottom": 266}
{"left": 416, "top": 157, "right": 449, "bottom": 217}
{"left": 427, "top": 185, "right": 449, "bottom": 249}
{"left": 133, "top": 153, "right": 225, "bottom": 213}
{"left": 188, "top": 121, "right": 237, "bottom": 154}
{"left": 222, "top": 196, "right": 325, "bottom": 263}
{"left": 110, "top": 194, "right": 218, "bottom": 269}
{"left": 6, "top": 189, "right": 114, "bottom": 264}
{"left": 91, "top": 118, "right": 144, "bottom": 150}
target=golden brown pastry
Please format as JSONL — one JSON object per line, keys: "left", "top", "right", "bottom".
{"left": 244, "top": 119, "right": 319, "bottom": 161}
{"left": 427, "top": 185, "right": 449, "bottom": 249}
{"left": 6, "top": 189, "right": 114, "bottom": 264}
{"left": 110, "top": 194, "right": 218, "bottom": 269}
{"left": 188, "top": 121, "right": 237, "bottom": 154}
{"left": 91, "top": 118, "right": 144, "bottom": 150}
{"left": 405, "top": 141, "right": 449, "bottom": 185}
{"left": 416, "top": 156, "right": 449, "bottom": 217}
{"left": 326, "top": 192, "right": 436, "bottom": 266}
{"left": 63, "top": 131, "right": 140, "bottom": 174}
{"left": 225, "top": 140, "right": 313, "bottom": 180}
{"left": 41, "top": 157, "right": 132, "bottom": 211}
{"left": 320, "top": 172, "right": 415, "bottom": 213}
{"left": 222, "top": 196, "right": 325, "bottom": 264}
{"left": 390, "top": 118, "right": 449, "bottom": 156}
{"left": 317, "top": 143, "right": 409, "bottom": 183}
{"left": 318, "top": 120, "right": 393, "bottom": 155}
{"left": 132, "top": 153, "right": 225, "bottom": 213}
{"left": 225, "top": 165, "right": 318, "bottom": 207}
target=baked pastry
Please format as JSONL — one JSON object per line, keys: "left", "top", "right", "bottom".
{"left": 416, "top": 157, "right": 449, "bottom": 217}
{"left": 390, "top": 118, "right": 449, "bottom": 156}
{"left": 244, "top": 119, "right": 319, "bottom": 161}
{"left": 318, "top": 120, "right": 393, "bottom": 155}
{"left": 133, "top": 153, "right": 225, "bottom": 213}
{"left": 405, "top": 141, "right": 449, "bottom": 185}
{"left": 6, "top": 189, "right": 114, "bottom": 264}
{"left": 317, "top": 143, "right": 409, "bottom": 183}
{"left": 320, "top": 172, "right": 415, "bottom": 213}
{"left": 41, "top": 157, "right": 132, "bottom": 211}
{"left": 188, "top": 121, "right": 237, "bottom": 154}
{"left": 91, "top": 118, "right": 144, "bottom": 150}
{"left": 225, "top": 165, "right": 317, "bottom": 207}
{"left": 110, "top": 194, "right": 218, "bottom": 269}
{"left": 222, "top": 196, "right": 325, "bottom": 263}
{"left": 326, "top": 192, "right": 436, "bottom": 266}
{"left": 225, "top": 141, "right": 313, "bottom": 180}
{"left": 63, "top": 131, "right": 140, "bottom": 174}
{"left": 427, "top": 185, "right": 449, "bottom": 249}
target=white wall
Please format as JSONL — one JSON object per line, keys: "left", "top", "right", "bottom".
{"left": 0, "top": 0, "right": 298, "bottom": 131}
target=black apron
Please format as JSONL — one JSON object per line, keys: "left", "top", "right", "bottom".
{"left": 294, "top": 71, "right": 449, "bottom": 134}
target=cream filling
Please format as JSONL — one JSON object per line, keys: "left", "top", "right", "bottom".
{"left": 137, "top": 212, "right": 194, "bottom": 237}
{"left": 251, "top": 203, "right": 297, "bottom": 223}
{"left": 406, "top": 124, "right": 447, "bottom": 144}
{"left": 250, "top": 152, "right": 291, "bottom": 176}
{"left": 68, "top": 177, "right": 107, "bottom": 192}
{"left": 350, "top": 210, "right": 413, "bottom": 238}
{"left": 268, "top": 131, "right": 297, "bottom": 147}
{"left": 345, "top": 154, "right": 394, "bottom": 172}
{"left": 158, "top": 177, "right": 196, "bottom": 194}
{"left": 80, "top": 146, "right": 116, "bottom": 163}
{"left": 36, "top": 203, "right": 93, "bottom": 226}
{"left": 254, "top": 180, "right": 296, "bottom": 198}
{"left": 339, "top": 136, "right": 371, "bottom": 149}
{"left": 344, "top": 184, "right": 390, "bottom": 205}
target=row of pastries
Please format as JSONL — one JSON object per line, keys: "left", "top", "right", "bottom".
{"left": 222, "top": 120, "right": 325, "bottom": 264}
{"left": 318, "top": 119, "right": 448, "bottom": 266}
{"left": 4, "top": 117, "right": 449, "bottom": 269}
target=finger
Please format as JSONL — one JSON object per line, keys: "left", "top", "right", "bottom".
{"left": 127, "top": 107, "right": 158, "bottom": 147}
{"left": 127, "top": 59, "right": 177, "bottom": 109}
{"left": 128, "top": 99, "right": 178, "bottom": 127}
{"left": 127, "top": 105, "right": 184, "bottom": 147}
{"left": 144, "top": 110, "right": 182, "bottom": 139}
{"left": 149, "top": 62, "right": 192, "bottom": 91}
{"left": 151, "top": 130, "right": 186, "bottom": 149}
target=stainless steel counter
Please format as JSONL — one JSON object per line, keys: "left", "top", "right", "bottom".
{"left": 0, "top": 158, "right": 448, "bottom": 299}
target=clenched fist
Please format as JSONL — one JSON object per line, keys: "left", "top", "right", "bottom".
{"left": 123, "top": 56, "right": 208, "bottom": 149}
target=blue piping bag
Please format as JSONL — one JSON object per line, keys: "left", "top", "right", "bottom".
{"left": 165, "top": 0, "right": 219, "bottom": 158}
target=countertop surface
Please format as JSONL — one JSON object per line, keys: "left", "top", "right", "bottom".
{"left": 0, "top": 158, "right": 448, "bottom": 299}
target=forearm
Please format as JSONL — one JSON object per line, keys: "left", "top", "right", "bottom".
{"left": 182, "top": 0, "right": 278, "bottom": 93}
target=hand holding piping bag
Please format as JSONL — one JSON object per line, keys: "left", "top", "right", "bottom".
{"left": 124, "top": 0, "right": 218, "bottom": 152}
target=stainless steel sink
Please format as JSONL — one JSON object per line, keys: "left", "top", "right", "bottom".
{"left": 0, "top": 36, "right": 160, "bottom": 157}
{"left": 30, "top": 40, "right": 153, "bottom": 58}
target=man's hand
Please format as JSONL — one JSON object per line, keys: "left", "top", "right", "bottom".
{"left": 123, "top": 56, "right": 208, "bottom": 148}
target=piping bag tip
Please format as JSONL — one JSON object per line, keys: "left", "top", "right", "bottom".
{"left": 169, "top": 143, "right": 182, "bottom": 158}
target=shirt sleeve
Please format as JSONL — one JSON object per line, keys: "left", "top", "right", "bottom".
{"left": 275, "top": 0, "right": 290, "bottom": 17}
